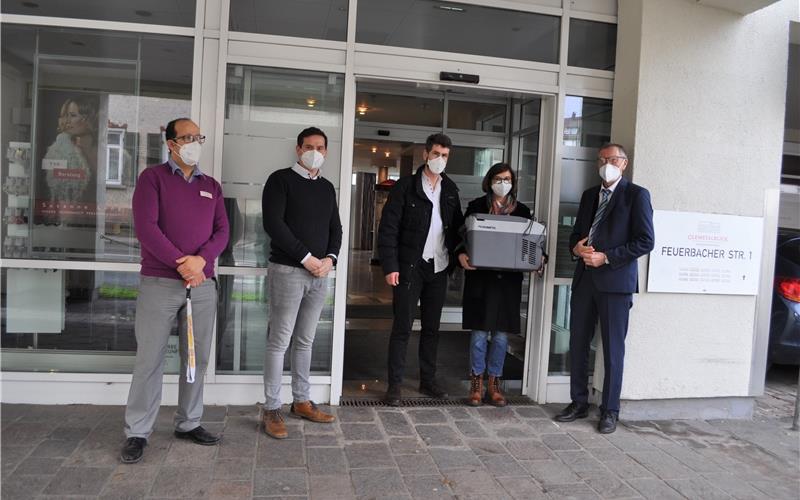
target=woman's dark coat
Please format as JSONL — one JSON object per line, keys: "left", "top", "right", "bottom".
{"left": 459, "top": 195, "right": 531, "bottom": 334}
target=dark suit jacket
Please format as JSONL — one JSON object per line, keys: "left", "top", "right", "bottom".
{"left": 569, "top": 177, "right": 655, "bottom": 294}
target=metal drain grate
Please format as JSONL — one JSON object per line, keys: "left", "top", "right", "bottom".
{"left": 339, "top": 396, "right": 537, "bottom": 407}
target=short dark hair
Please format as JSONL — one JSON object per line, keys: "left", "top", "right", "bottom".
{"left": 297, "top": 127, "right": 328, "bottom": 148}
{"left": 599, "top": 142, "right": 628, "bottom": 158}
{"left": 165, "top": 117, "right": 192, "bottom": 143}
{"left": 482, "top": 162, "right": 517, "bottom": 198}
{"left": 425, "top": 133, "right": 452, "bottom": 152}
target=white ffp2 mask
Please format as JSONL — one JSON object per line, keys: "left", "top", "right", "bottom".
{"left": 300, "top": 150, "right": 325, "bottom": 171}
{"left": 491, "top": 182, "right": 512, "bottom": 198}
{"left": 427, "top": 156, "right": 446, "bottom": 175}
{"left": 179, "top": 141, "right": 202, "bottom": 166}
{"left": 598, "top": 163, "right": 621, "bottom": 183}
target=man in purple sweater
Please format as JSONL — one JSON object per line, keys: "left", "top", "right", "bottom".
{"left": 121, "top": 118, "right": 229, "bottom": 464}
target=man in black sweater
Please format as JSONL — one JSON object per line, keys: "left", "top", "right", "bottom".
{"left": 260, "top": 127, "right": 342, "bottom": 439}
{"left": 378, "top": 133, "right": 464, "bottom": 406}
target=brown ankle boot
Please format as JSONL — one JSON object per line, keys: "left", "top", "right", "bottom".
{"left": 263, "top": 408, "right": 288, "bottom": 439}
{"left": 486, "top": 376, "right": 507, "bottom": 407}
{"left": 467, "top": 373, "right": 483, "bottom": 406}
{"left": 290, "top": 400, "right": 335, "bottom": 423}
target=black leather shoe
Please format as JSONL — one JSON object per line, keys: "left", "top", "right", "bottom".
{"left": 419, "top": 380, "right": 448, "bottom": 399}
{"left": 554, "top": 402, "right": 589, "bottom": 422}
{"left": 174, "top": 426, "right": 220, "bottom": 445}
{"left": 598, "top": 411, "right": 618, "bottom": 434}
{"left": 384, "top": 385, "right": 402, "bottom": 407}
{"left": 120, "top": 437, "right": 146, "bottom": 464}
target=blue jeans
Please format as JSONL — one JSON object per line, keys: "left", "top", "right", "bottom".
{"left": 470, "top": 330, "right": 508, "bottom": 377}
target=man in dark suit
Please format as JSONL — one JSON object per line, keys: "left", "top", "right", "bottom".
{"left": 555, "top": 143, "right": 654, "bottom": 434}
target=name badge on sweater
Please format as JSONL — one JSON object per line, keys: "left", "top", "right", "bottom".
{"left": 200, "top": 191, "right": 213, "bottom": 199}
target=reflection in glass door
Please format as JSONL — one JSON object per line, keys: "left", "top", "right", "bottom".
{"left": 548, "top": 96, "right": 612, "bottom": 389}
{"left": 216, "top": 65, "right": 344, "bottom": 375}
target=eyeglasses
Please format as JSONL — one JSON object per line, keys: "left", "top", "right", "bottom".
{"left": 492, "top": 178, "right": 513, "bottom": 185}
{"left": 597, "top": 156, "right": 626, "bottom": 165}
{"left": 174, "top": 134, "right": 206, "bottom": 144}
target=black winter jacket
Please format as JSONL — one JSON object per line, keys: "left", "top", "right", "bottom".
{"left": 377, "top": 165, "right": 464, "bottom": 276}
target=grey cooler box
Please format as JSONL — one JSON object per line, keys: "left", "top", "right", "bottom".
{"left": 465, "top": 214, "right": 546, "bottom": 271}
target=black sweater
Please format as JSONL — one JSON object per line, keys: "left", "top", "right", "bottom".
{"left": 261, "top": 167, "right": 342, "bottom": 268}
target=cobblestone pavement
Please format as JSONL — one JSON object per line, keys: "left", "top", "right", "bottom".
{"left": 1, "top": 380, "right": 798, "bottom": 499}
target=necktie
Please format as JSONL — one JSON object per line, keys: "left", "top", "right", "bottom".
{"left": 587, "top": 188, "right": 611, "bottom": 246}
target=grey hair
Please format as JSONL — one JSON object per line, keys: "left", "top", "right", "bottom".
{"left": 599, "top": 142, "right": 628, "bottom": 158}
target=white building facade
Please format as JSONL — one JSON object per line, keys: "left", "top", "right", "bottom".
{"left": 1, "top": 0, "right": 797, "bottom": 419}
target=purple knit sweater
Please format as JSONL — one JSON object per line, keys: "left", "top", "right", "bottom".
{"left": 132, "top": 162, "right": 229, "bottom": 280}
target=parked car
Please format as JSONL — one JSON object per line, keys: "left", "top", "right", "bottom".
{"left": 769, "top": 227, "right": 800, "bottom": 366}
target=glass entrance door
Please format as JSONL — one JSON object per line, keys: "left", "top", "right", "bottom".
{"left": 342, "top": 80, "right": 544, "bottom": 400}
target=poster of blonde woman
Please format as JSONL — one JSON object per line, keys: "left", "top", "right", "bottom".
{"left": 36, "top": 93, "right": 100, "bottom": 227}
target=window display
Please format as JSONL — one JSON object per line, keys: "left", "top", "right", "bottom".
{"left": 3, "top": 143, "right": 31, "bottom": 258}
{"left": 0, "top": 26, "right": 193, "bottom": 263}
{"left": 0, "top": 26, "right": 193, "bottom": 374}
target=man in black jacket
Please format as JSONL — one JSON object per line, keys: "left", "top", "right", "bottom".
{"left": 378, "top": 133, "right": 464, "bottom": 406}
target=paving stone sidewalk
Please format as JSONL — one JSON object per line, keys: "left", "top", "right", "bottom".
{"left": 2, "top": 394, "right": 798, "bottom": 500}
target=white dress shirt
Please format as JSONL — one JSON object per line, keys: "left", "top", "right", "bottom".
{"left": 596, "top": 176, "right": 622, "bottom": 265}
{"left": 599, "top": 176, "right": 622, "bottom": 201}
{"left": 291, "top": 162, "right": 320, "bottom": 180}
{"left": 421, "top": 174, "right": 449, "bottom": 273}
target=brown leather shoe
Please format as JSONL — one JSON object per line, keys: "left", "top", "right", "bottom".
{"left": 467, "top": 373, "right": 483, "bottom": 406}
{"left": 290, "top": 400, "right": 335, "bottom": 423}
{"left": 262, "top": 408, "right": 288, "bottom": 439}
{"left": 485, "top": 375, "right": 507, "bottom": 407}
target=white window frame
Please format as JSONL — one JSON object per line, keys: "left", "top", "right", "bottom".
{"left": 105, "top": 128, "right": 125, "bottom": 186}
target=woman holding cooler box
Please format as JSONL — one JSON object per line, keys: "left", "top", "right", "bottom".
{"left": 457, "top": 162, "right": 543, "bottom": 406}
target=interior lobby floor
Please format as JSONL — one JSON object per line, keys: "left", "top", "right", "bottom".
{"left": 342, "top": 330, "right": 525, "bottom": 401}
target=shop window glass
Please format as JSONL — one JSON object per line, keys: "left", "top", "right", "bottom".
{"left": 447, "top": 100, "right": 506, "bottom": 133}
{"left": 514, "top": 99, "right": 542, "bottom": 207}
{"left": 0, "top": 26, "right": 193, "bottom": 263}
{"left": 216, "top": 275, "right": 334, "bottom": 373}
{"left": 221, "top": 65, "right": 343, "bottom": 268}
{"left": 355, "top": 92, "right": 443, "bottom": 128}
{"left": 520, "top": 99, "right": 541, "bottom": 131}
{"left": 0, "top": 268, "right": 182, "bottom": 374}
{"left": 229, "top": 0, "right": 348, "bottom": 41}
{"left": 563, "top": 96, "right": 611, "bottom": 148}
{"left": 783, "top": 155, "right": 800, "bottom": 186}
{"left": 443, "top": 145, "right": 505, "bottom": 309}
{"left": 557, "top": 96, "right": 611, "bottom": 278}
{"left": 1, "top": 0, "right": 196, "bottom": 27}
{"left": 556, "top": 157, "right": 598, "bottom": 278}
{"left": 218, "top": 65, "right": 343, "bottom": 375}
{"left": 568, "top": 19, "right": 617, "bottom": 71}
{"left": 549, "top": 284, "right": 596, "bottom": 375}
{"left": 357, "top": 0, "right": 560, "bottom": 64}
{"left": 564, "top": 95, "right": 611, "bottom": 148}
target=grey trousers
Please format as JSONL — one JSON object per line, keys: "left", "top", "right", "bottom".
{"left": 124, "top": 276, "right": 217, "bottom": 439}
{"left": 263, "top": 263, "right": 328, "bottom": 410}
